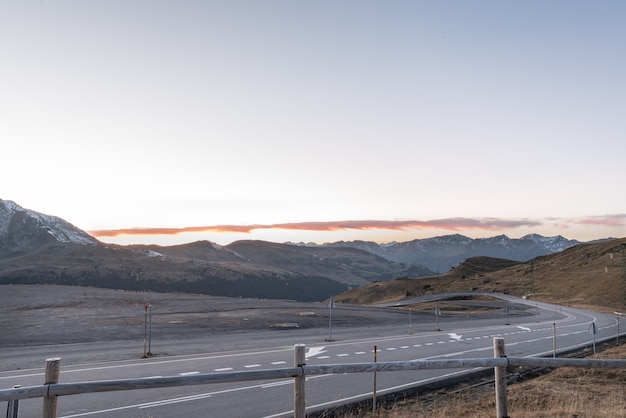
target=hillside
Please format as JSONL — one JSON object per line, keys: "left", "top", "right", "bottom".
{"left": 2, "top": 199, "right": 620, "bottom": 305}
{"left": 0, "top": 200, "right": 431, "bottom": 301}
{"left": 336, "top": 238, "right": 626, "bottom": 312}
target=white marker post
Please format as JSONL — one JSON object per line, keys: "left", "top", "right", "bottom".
{"left": 435, "top": 305, "right": 441, "bottom": 331}
{"left": 327, "top": 295, "right": 335, "bottom": 342}
{"left": 589, "top": 321, "right": 597, "bottom": 354}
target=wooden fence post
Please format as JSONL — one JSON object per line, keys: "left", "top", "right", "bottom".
{"left": 43, "top": 357, "right": 61, "bottom": 418}
{"left": 6, "top": 385, "right": 20, "bottom": 418}
{"left": 294, "top": 344, "right": 306, "bottom": 418}
{"left": 493, "top": 338, "right": 509, "bottom": 418}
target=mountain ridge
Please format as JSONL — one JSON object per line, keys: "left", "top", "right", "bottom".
{"left": 308, "top": 233, "right": 586, "bottom": 272}
{"left": 0, "top": 199, "right": 617, "bottom": 301}
{"left": 0, "top": 200, "right": 432, "bottom": 301}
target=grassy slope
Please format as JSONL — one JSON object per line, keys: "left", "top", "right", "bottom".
{"left": 333, "top": 238, "right": 626, "bottom": 417}
{"left": 336, "top": 238, "right": 626, "bottom": 313}
{"left": 369, "top": 343, "right": 626, "bottom": 418}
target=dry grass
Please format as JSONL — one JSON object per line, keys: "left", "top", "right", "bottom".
{"left": 337, "top": 238, "right": 626, "bottom": 314}
{"left": 336, "top": 343, "right": 626, "bottom": 417}
{"left": 330, "top": 239, "right": 626, "bottom": 416}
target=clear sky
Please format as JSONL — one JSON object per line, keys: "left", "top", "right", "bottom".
{"left": 2, "top": 1, "right": 625, "bottom": 246}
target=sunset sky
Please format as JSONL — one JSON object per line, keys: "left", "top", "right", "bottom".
{"left": 2, "top": 1, "right": 625, "bottom": 246}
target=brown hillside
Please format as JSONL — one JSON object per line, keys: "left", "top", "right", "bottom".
{"left": 336, "top": 238, "right": 626, "bottom": 312}
{"left": 335, "top": 256, "right": 522, "bottom": 305}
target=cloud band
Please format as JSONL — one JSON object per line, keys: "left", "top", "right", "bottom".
{"left": 89, "top": 217, "right": 546, "bottom": 238}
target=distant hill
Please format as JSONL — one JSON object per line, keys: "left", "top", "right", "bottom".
{"left": 335, "top": 256, "right": 523, "bottom": 305}
{"left": 335, "top": 238, "right": 626, "bottom": 312}
{"left": 0, "top": 200, "right": 432, "bottom": 301}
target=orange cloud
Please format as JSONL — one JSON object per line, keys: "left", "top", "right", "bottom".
{"left": 89, "top": 217, "right": 541, "bottom": 237}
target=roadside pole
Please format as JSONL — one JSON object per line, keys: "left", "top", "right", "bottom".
{"left": 6, "top": 385, "right": 20, "bottom": 418}
{"left": 553, "top": 323, "right": 557, "bottom": 358}
{"left": 373, "top": 345, "right": 377, "bottom": 415}
{"left": 589, "top": 321, "right": 597, "bottom": 354}
{"left": 435, "top": 305, "right": 441, "bottom": 331}
{"left": 143, "top": 305, "right": 148, "bottom": 358}
{"left": 147, "top": 304, "right": 153, "bottom": 356}
{"left": 327, "top": 296, "right": 335, "bottom": 342}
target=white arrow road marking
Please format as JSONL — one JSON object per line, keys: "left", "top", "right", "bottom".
{"left": 448, "top": 333, "right": 463, "bottom": 341}
{"left": 305, "top": 346, "right": 327, "bottom": 359}
{"left": 517, "top": 326, "right": 531, "bottom": 331}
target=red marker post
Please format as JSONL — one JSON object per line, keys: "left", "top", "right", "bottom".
{"left": 143, "top": 305, "right": 148, "bottom": 358}
{"left": 373, "top": 345, "right": 377, "bottom": 414}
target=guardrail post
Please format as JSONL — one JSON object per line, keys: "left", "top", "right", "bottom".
{"left": 493, "top": 338, "right": 509, "bottom": 418}
{"left": 294, "top": 344, "right": 306, "bottom": 418}
{"left": 43, "top": 358, "right": 61, "bottom": 418}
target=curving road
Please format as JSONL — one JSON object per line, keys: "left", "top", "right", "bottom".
{"left": 1, "top": 294, "right": 621, "bottom": 417}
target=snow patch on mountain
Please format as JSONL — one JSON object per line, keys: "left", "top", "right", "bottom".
{"left": 0, "top": 199, "right": 98, "bottom": 246}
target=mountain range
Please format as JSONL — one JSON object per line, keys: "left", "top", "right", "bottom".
{"left": 0, "top": 199, "right": 601, "bottom": 301}
{"left": 314, "top": 233, "right": 584, "bottom": 273}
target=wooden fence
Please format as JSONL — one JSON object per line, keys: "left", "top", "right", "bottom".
{"left": 3, "top": 338, "right": 626, "bottom": 418}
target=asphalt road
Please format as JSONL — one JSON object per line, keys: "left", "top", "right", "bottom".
{"left": 0, "top": 287, "right": 620, "bottom": 417}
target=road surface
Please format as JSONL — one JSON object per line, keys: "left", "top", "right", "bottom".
{"left": 1, "top": 293, "right": 619, "bottom": 417}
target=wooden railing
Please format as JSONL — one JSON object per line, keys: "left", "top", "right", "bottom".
{"left": 3, "top": 339, "right": 626, "bottom": 418}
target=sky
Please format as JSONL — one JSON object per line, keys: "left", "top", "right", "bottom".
{"left": 2, "top": 1, "right": 625, "bottom": 246}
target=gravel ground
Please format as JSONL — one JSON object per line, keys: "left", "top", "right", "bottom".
{"left": 0, "top": 285, "right": 430, "bottom": 369}
{"left": 0, "top": 285, "right": 345, "bottom": 346}
{"left": 0, "top": 284, "right": 529, "bottom": 372}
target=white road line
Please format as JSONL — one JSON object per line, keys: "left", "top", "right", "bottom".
{"left": 179, "top": 371, "right": 200, "bottom": 376}
{"left": 244, "top": 364, "right": 261, "bottom": 368}
{"left": 214, "top": 367, "right": 233, "bottom": 372}
{"left": 355, "top": 351, "right": 366, "bottom": 354}
{"left": 262, "top": 380, "right": 291, "bottom": 389}
{"left": 271, "top": 361, "right": 286, "bottom": 365}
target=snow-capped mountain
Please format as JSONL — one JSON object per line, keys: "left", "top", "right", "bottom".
{"left": 0, "top": 200, "right": 432, "bottom": 301}
{"left": 322, "top": 233, "right": 584, "bottom": 273}
{"left": 0, "top": 199, "right": 98, "bottom": 250}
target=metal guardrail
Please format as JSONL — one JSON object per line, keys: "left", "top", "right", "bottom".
{"left": 3, "top": 339, "right": 626, "bottom": 418}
